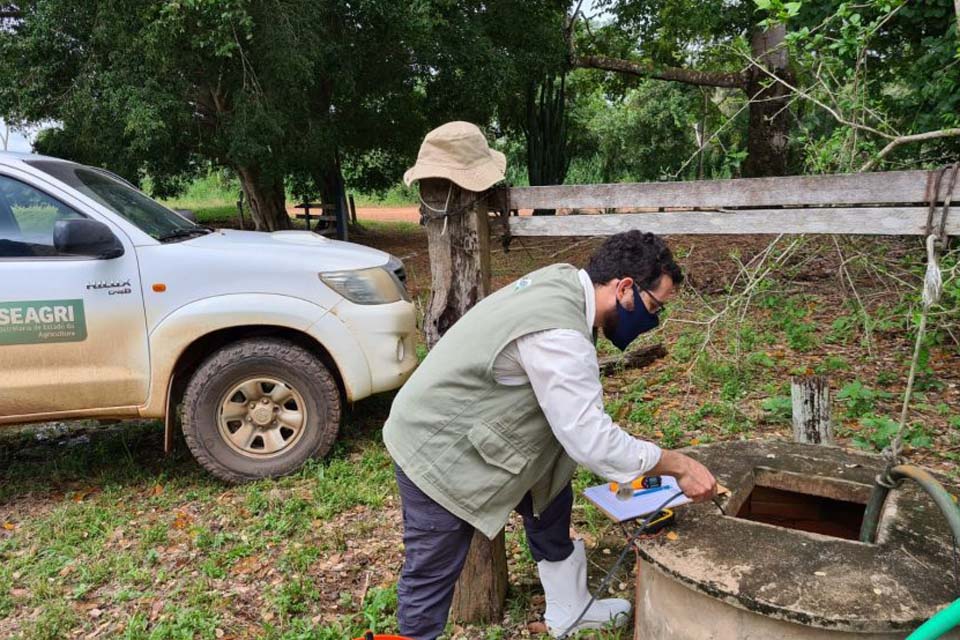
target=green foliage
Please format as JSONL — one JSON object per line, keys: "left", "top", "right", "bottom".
{"left": 600, "top": 0, "right": 755, "bottom": 64}
{"left": 121, "top": 606, "right": 220, "bottom": 640}
{"left": 659, "top": 414, "right": 687, "bottom": 448}
{"left": 271, "top": 577, "right": 320, "bottom": 617}
{"left": 23, "top": 600, "right": 81, "bottom": 640}
{"left": 525, "top": 73, "right": 570, "bottom": 192}
{"left": 777, "top": 297, "right": 817, "bottom": 351}
{"left": 746, "top": 351, "right": 776, "bottom": 368}
{"left": 826, "top": 315, "right": 857, "bottom": 344}
{"left": 851, "top": 415, "right": 932, "bottom": 452}
{"left": 876, "top": 370, "right": 899, "bottom": 386}
{"left": 761, "top": 395, "right": 793, "bottom": 423}
{"left": 156, "top": 170, "right": 240, "bottom": 211}
{"left": 836, "top": 380, "right": 893, "bottom": 418}
{"left": 813, "top": 355, "right": 850, "bottom": 374}
{"left": 671, "top": 330, "right": 705, "bottom": 363}
{"left": 565, "top": 76, "right": 725, "bottom": 182}
{"left": 781, "top": 0, "right": 960, "bottom": 171}
{"left": 0, "top": 1, "right": 569, "bottom": 224}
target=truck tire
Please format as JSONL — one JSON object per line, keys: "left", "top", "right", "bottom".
{"left": 181, "top": 338, "right": 341, "bottom": 482}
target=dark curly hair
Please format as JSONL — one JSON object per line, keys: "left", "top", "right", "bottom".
{"left": 585, "top": 231, "right": 683, "bottom": 288}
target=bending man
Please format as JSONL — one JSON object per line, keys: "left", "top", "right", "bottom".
{"left": 384, "top": 230, "right": 717, "bottom": 639}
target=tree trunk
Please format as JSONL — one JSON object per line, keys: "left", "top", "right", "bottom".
{"left": 743, "top": 24, "right": 793, "bottom": 178}
{"left": 315, "top": 154, "right": 349, "bottom": 240}
{"left": 316, "top": 157, "right": 341, "bottom": 215}
{"left": 419, "top": 177, "right": 505, "bottom": 623}
{"left": 237, "top": 165, "right": 290, "bottom": 231}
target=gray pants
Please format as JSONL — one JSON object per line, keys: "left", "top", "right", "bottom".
{"left": 395, "top": 465, "right": 574, "bottom": 640}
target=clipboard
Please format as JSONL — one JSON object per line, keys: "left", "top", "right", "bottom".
{"left": 583, "top": 475, "right": 691, "bottom": 523}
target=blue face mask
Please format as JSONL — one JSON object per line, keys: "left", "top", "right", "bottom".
{"left": 607, "top": 283, "right": 659, "bottom": 351}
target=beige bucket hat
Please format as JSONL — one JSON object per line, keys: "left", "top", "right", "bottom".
{"left": 403, "top": 121, "right": 506, "bottom": 192}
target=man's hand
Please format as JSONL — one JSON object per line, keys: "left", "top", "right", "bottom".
{"left": 649, "top": 450, "right": 717, "bottom": 503}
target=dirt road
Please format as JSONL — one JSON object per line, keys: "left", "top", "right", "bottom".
{"left": 285, "top": 205, "right": 421, "bottom": 224}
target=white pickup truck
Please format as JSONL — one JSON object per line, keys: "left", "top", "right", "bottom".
{"left": 0, "top": 152, "right": 418, "bottom": 481}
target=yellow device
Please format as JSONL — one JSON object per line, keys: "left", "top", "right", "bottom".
{"left": 640, "top": 508, "right": 676, "bottom": 534}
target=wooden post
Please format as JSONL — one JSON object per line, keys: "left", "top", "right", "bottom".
{"left": 336, "top": 188, "right": 349, "bottom": 242}
{"left": 451, "top": 530, "right": 509, "bottom": 623}
{"left": 302, "top": 203, "right": 312, "bottom": 232}
{"left": 418, "top": 177, "right": 504, "bottom": 623}
{"left": 421, "top": 178, "right": 491, "bottom": 347}
{"left": 791, "top": 375, "right": 833, "bottom": 444}
{"left": 349, "top": 194, "right": 358, "bottom": 225}
{"left": 236, "top": 191, "right": 246, "bottom": 230}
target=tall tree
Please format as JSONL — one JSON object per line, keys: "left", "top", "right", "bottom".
{"left": 0, "top": 1, "right": 442, "bottom": 230}
{"left": 0, "top": 1, "right": 571, "bottom": 228}
{"left": 572, "top": 0, "right": 795, "bottom": 177}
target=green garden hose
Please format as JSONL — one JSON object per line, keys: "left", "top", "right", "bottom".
{"left": 906, "top": 598, "right": 960, "bottom": 640}
{"left": 859, "top": 465, "right": 960, "bottom": 639}
{"left": 859, "top": 465, "right": 960, "bottom": 547}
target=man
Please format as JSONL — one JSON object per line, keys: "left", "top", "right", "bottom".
{"left": 383, "top": 230, "right": 718, "bottom": 640}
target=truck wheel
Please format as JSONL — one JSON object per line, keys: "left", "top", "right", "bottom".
{"left": 181, "top": 338, "right": 341, "bottom": 482}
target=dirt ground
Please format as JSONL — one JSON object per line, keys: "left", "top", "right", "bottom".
{"left": 286, "top": 206, "right": 421, "bottom": 224}
{"left": 1, "top": 221, "right": 958, "bottom": 640}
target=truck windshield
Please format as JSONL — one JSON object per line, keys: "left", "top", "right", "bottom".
{"left": 25, "top": 160, "right": 200, "bottom": 241}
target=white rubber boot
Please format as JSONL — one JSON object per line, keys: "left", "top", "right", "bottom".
{"left": 536, "top": 539, "right": 631, "bottom": 637}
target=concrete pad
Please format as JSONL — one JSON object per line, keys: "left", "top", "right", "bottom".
{"left": 632, "top": 440, "right": 960, "bottom": 638}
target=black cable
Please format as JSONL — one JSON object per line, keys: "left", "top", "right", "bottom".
{"left": 555, "top": 490, "right": 684, "bottom": 640}
{"left": 712, "top": 496, "right": 726, "bottom": 516}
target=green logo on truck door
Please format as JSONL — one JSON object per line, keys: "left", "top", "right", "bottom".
{"left": 0, "top": 299, "right": 87, "bottom": 345}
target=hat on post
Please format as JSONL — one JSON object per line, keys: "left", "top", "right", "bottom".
{"left": 403, "top": 121, "right": 506, "bottom": 192}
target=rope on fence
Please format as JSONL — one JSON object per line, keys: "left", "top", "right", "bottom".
{"left": 882, "top": 164, "right": 956, "bottom": 480}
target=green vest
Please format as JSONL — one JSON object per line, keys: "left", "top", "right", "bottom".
{"left": 383, "top": 264, "right": 593, "bottom": 539}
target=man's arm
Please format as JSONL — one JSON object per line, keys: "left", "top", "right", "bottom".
{"left": 647, "top": 449, "right": 717, "bottom": 503}
{"left": 516, "top": 329, "right": 717, "bottom": 502}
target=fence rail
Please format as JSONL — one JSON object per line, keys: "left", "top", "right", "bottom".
{"left": 504, "top": 168, "right": 955, "bottom": 237}
{"left": 507, "top": 169, "right": 940, "bottom": 211}
{"left": 508, "top": 206, "right": 957, "bottom": 237}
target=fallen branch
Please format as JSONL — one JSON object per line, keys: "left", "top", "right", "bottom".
{"left": 574, "top": 54, "right": 747, "bottom": 89}
{"left": 860, "top": 128, "right": 960, "bottom": 172}
{"left": 598, "top": 343, "right": 668, "bottom": 375}
{"left": 546, "top": 236, "right": 597, "bottom": 260}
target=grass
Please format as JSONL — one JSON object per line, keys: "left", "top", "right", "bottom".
{"left": 157, "top": 172, "right": 416, "bottom": 217}
{"left": 1, "top": 393, "right": 604, "bottom": 640}
{"left": 0, "top": 396, "right": 411, "bottom": 639}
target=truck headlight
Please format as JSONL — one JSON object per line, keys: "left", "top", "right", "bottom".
{"left": 319, "top": 267, "right": 406, "bottom": 305}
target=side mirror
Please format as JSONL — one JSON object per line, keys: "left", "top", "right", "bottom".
{"left": 54, "top": 218, "right": 125, "bottom": 259}
{"left": 174, "top": 208, "right": 197, "bottom": 222}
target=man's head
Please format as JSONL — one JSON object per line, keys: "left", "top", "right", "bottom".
{"left": 586, "top": 231, "right": 683, "bottom": 349}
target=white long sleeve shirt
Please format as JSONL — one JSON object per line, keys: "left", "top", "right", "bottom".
{"left": 492, "top": 269, "right": 662, "bottom": 482}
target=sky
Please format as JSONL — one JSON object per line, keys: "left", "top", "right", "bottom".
{"left": 2, "top": 123, "right": 33, "bottom": 153}
{"left": 579, "top": 0, "right": 610, "bottom": 20}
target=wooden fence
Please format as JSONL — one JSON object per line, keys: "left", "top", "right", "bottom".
{"left": 503, "top": 168, "right": 958, "bottom": 237}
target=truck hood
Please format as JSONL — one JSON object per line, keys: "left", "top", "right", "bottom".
{"left": 180, "top": 229, "right": 392, "bottom": 271}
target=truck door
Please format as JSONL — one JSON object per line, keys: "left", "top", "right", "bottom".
{"left": 0, "top": 171, "right": 150, "bottom": 419}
